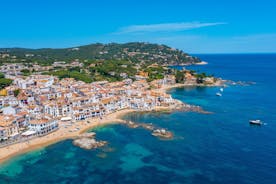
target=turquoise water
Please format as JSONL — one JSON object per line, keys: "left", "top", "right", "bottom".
{"left": 1, "top": 54, "right": 276, "bottom": 183}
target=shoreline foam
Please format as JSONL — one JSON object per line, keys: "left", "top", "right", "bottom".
{"left": 194, "top": 61, "right": 208, "bottom": 65}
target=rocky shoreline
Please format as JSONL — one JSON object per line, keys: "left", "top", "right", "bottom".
{"left": 124, "top": 120, "right": 174, "bottom": 140}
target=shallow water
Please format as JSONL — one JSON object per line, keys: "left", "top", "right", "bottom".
{"left": 1, "top": 54, "right": 276, "bottom": 184}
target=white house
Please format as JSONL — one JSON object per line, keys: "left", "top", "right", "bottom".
{"left": 0, "top": 115, "right": 19, "bottom": 140}
{"left": 2, "top": 106, "right": 17, "bottom": 115}
{"left": 29, "top": 118, "right": 58, "bottom": 136}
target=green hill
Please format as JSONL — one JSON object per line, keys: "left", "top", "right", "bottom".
{"left": 0, "top": 42, "right": 200, "bottom": 65}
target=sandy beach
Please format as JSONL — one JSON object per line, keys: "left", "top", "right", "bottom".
{"left": 0, "top": 108, "right": 136, "bottom": 164}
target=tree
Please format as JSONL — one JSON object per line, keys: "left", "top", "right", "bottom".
{"left": 0, "top": 78, "right": 13, "bottom": 89}
{"left": 195, "top": 73, "right": 207, "bottom": 84}
{"left": 46, "top": 70, "right": 93, "bottom": 83}
{"left": 13, "top": 89, "right": 20, "bottom": 97}
{"left": 0, "top": 72, "right": 5, "bottom": 78}
{"left": 21, "top": 69, "right": 31, "bottom": 76}
{"left": 21, "top": 69, "right": 30, "bottom": 73}
{"left": 175, "top": 71, "right": 185, "bottom": 83}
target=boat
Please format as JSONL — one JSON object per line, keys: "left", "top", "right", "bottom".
{"left": 249, "top": 120, "right": 262, "bottom": 125}
{"left": 216, "top": 92, "right": 222, "bottom": 96}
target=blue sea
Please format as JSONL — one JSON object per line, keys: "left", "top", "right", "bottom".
{"left": 0, "top": 54, "right": 276, "bottom": 184}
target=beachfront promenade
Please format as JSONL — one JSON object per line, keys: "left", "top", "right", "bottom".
{"left": 0, "top": 128, "right": 59, "bottom": 148}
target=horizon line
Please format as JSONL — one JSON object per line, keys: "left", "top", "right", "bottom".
{"left": 1, "top": 42, "right": 275, "bottom": 55}
{"left": 192, "top": 52, "right": 276, "bottom": 55}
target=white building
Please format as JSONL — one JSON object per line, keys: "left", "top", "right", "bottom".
{"left": 29, "top": 118, "right": 58, "bottom": 136}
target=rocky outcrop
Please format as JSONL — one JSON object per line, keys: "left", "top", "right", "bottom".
{"left": 152, "top": 129, "right": 173, "bottom": 139}
{"left": 73, "top": 132, "right": 107, "bottom": 150}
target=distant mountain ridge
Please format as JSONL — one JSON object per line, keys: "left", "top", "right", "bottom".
{"left": 0, "top": 42, "right": 201, "bottom": 65}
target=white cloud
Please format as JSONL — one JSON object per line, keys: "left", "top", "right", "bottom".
{"left": 116, "top": 22, "right": 226, "bottom": 34}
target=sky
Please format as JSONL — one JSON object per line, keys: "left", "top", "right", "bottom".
{"left": 0, "top": 0, "right": 275, "bottom": 53}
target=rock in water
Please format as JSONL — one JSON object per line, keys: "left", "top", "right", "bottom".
{"left": 73, "top": 138, "right": 107, "bottom": 150}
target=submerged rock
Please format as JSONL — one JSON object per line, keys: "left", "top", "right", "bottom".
{"left": 77, "top": 132, "right": 96, "bottom": 138}
{"left": 125, "top": 121, "right": 139, "bottom": 128}
{"left": 101, "top": 146, "right": 115, "bottom": 152}
{"left": 96, "top": 152, "right": 107, "bottom": 158}
{"left": 140, "top": 123, "right": 154, "bottom": 131}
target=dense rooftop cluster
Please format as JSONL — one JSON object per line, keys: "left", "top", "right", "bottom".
{"left": 0, "top": 74, "right": 177, "bottom": 142}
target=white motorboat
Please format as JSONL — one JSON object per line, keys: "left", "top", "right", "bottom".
{"left": 249, "top": 120, "right": 262, "bottom": 125}
{"left": 216, "top": 92, "right": 222, "bottom": 96}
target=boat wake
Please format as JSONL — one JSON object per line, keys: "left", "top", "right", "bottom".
{"left": 227, "top": 80, "right": 256, "bottom": 86}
